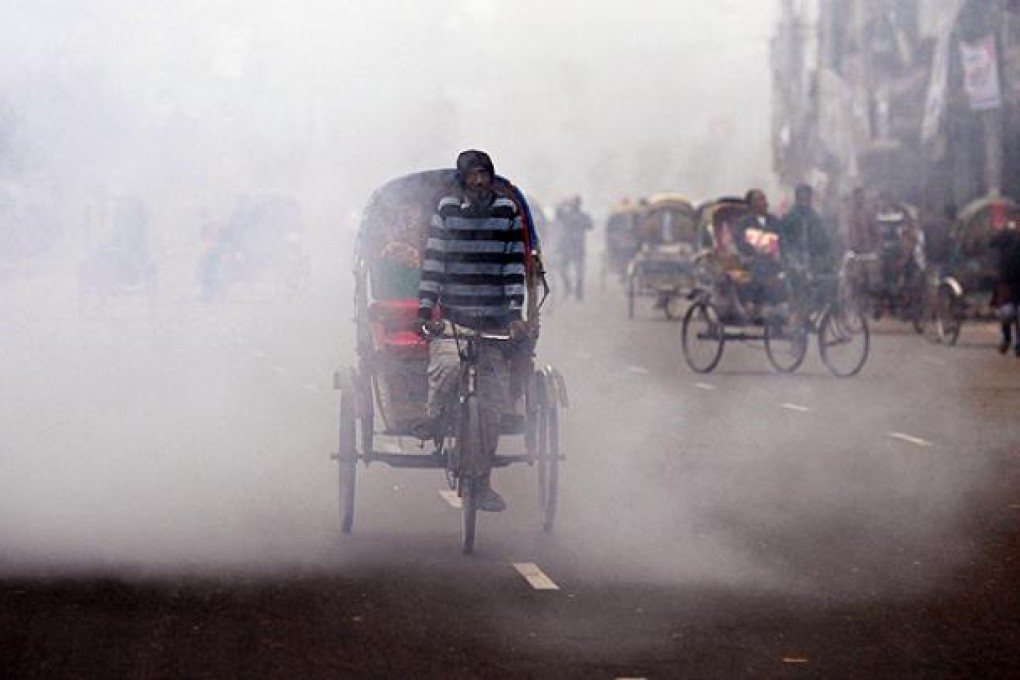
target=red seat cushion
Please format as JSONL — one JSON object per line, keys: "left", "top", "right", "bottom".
{"left": 368, "top": 299, "right": 429, "bottom": 359}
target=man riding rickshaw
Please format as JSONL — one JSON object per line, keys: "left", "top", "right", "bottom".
{"left": 334, "top": 150, "right": 564, "bottom": 552}
{"left": 693, "top": 191, "right": 782, "bottom": 323}
{"left": 840, "top": 194, "right": 926, "bottom": 328}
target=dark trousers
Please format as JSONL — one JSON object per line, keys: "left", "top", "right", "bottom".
{"left": 995, "top": 282, "right": 1020, "bottom": 346}
{"left": 562, "top": 253, "right": 586, "bottom": 300}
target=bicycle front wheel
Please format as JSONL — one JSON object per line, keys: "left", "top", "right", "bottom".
{"left": 457, "top": 396, "right": 484, "bottom": 555}
{"left": 819, "top": 305, "right": 870, "bottom": 377}
{"left": 933, "top": 286, "right": 962, "bottom": 346}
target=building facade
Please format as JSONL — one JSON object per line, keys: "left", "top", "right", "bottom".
{"left": 773, "top": 0, "right": 1020, "bottom": 212}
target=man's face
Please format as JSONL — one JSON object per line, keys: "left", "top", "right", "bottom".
{"left": 463, "top": 166, "right": 493, "bottom": 203}
{"left": 749, "top": 191, "right": 768, "bottom": 216}
{"left": 795, "top": 189, "right": 812, "bottom": 208}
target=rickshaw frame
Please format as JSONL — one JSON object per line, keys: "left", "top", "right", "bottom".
{"left": 625, "top": 193, "right": 700, "bottom": 320}
{"left": 930, "top": 195, "right": 1018, "bottom": 346}
{"left": 680, "top": 198, "right": 869, "bottom": 377}
{"left": 332, "top": 169, "right": 567, "bottom": 551}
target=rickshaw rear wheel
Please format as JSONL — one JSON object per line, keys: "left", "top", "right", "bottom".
{"left": 537, "top": 392, "right": 560, "bottom": 534}
{"left": 819, "top": 306, "right": 870, "bottom": 377}
{"left": 337, "top": 387, "right": 358, "bottom": 535}
{"left": 681, "top": 301, "right": 725, "bottom": 373}
{"left": 764, "top": 319, "right": 809, "bottom": 373}
{"left": 664, "top": 295, "right": 685, "bottom": 320}
{"left": 627, "top": 271, "right": 639, "bottom": 319}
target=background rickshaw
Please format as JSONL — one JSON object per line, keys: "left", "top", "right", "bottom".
{"left": 930, "top": 195, "right": 1018, "bottom": 345}
{"left": 77, "top": 193, "right": 158, "bottom": 313}
{"left": 625, "top": 193, "right": 699, "bottom": 320}
{"left": 681, "top": 197, "right": 869, "bottom": 377}
{"left": 333, "top": 169, "right": 566, "bottom": 553}
{"left": 601, "top": 198, "right": 642, "bottom": 288}
{"left": 839, "top": 201, "right": 927, "bottom": 332}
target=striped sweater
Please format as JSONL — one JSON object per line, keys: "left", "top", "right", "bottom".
{"left": 419, "top": 194, "right": 527, "bottom": 329}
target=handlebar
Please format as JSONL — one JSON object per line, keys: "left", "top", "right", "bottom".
{"left": 419, "top": 318, "right": 516, "bottom": 342}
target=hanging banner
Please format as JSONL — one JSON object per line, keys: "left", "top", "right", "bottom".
{"left": 920, "top": 0, "right": 963, "bottom": 142}
{"left": 960, "top": 34, "right": 1002, "bottom": 111}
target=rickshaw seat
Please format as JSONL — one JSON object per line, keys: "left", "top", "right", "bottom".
{"left": 367, "top": 298, "right": 428, "bottom": 359}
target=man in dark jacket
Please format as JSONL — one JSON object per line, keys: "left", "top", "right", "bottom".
{"left": 553, "top": 195, "right": 593, "bottom": 300}
{"left": 416, "top": 149, "right": 531, "bottom": 511}
{"left": 990, "top": 208, "right": 1020, "bottom": 356}
{"left": 776, "top": 184, "right": 834, "bottom": 278}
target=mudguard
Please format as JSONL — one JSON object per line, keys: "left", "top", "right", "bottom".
{"left": 940, "top": 276, "right": 964, "bottom": 299}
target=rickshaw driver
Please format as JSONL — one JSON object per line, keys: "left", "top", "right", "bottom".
{"left": 733, "top": 189, "right": 784, "bottom": 316}
{"left": 415, "top": 149, "right": 532, "bottom": 512}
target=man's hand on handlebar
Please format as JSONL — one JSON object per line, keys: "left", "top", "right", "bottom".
{"left": 508, "top": 319, "right": 532, "bottom": 342}
{"left": 417, "top": 307, "right": 445, "bottom": 339}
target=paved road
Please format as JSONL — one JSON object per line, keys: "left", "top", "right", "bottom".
{"left": 2, "top": 268, "right": 1020, "bottom": 677}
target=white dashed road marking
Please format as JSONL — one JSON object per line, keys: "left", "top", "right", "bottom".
{"left": 781, "top": 402, "right": 811, "bottom": 412}
{"left": 694, "top": 382, "right": 717, "bottom": 391}
{"left": 888, "top": 432, "right": 934, "bottom": 447}
{"left": 513, "top": 562, "right": 560, "bottom": 591}
{"left": 627, "top": 365, "right": 650, "bottom": 375}
{"left": 438, "top": 490, "right": 462, "bottom": 509}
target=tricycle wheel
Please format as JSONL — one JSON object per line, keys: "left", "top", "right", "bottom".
{"left": 764, "top": 319, "right": 808, "bottom": 373}
{"left": 537, "top": 398, "right": 560, "bottom": 533}
{"left": 337, "top": 387, "right": 358, "bottom": 535}
{"left": 664, "top": 295, "right": 684, "bottom": 320}
{"left": 681, "top": 301, "right": 724, "bottom": 373}
{"left": 934, "top": 286, "right": 962, "bottom": 346}
{"left": 627, "top": 271, "right": 638, "bottom": 319}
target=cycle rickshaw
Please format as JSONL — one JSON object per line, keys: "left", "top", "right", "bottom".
{"left": 625, "top": 193, "right": 699, "bottom": 320}
{"left": 839, "top": 201, "right": 927, "bottom": 332}
{"left": 681, "top": 197, "right": 870, "bottom": 377}
{"left": 601, "top": 198, "right": 642, "bottom": 288}
{"left": 332, "top": 169, "right": 567, "bottom": 553}
{"left": 930, "top": 195, "right": 1018, "bottom": 345}
{"left": 77, "top": 194, "right": 158, "bottom": 313}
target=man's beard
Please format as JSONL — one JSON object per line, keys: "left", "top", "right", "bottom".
{"left": 464, "top": 186, "right": 495, "bottom": 212}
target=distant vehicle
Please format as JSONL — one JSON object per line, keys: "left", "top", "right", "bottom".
{"left": 0, "top": 181, "right": 61, "bottom": 281}
{"left": 625, "top": 193, "right": 700, "bottom": 320}
{"left": 839, "top": 201, "right": 927, "bottom": 332}
{"left": 681, "top": 196, "right": 869, "bottom": 377}
{"left": 929, "top": 196, "right": 1019, "bottom": 345}
{"left": 77, "top": 194, "right": 157, "bottom": 312}
{"left": 601, "top": 199, "right": 642, "bottom": 287}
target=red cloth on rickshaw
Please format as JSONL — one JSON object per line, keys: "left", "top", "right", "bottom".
{"left": 367, "top": 299, "right": 429, "bottom": 359}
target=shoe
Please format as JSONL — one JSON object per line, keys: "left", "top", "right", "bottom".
{"left": 409, "top": 417, "right": 437, "bottom": 440}
{"left": 1000, "top": 340, "right": 1010, "bottom": 355}
{"left": 478, "top": 486, "right": 506, "bottom": 513}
